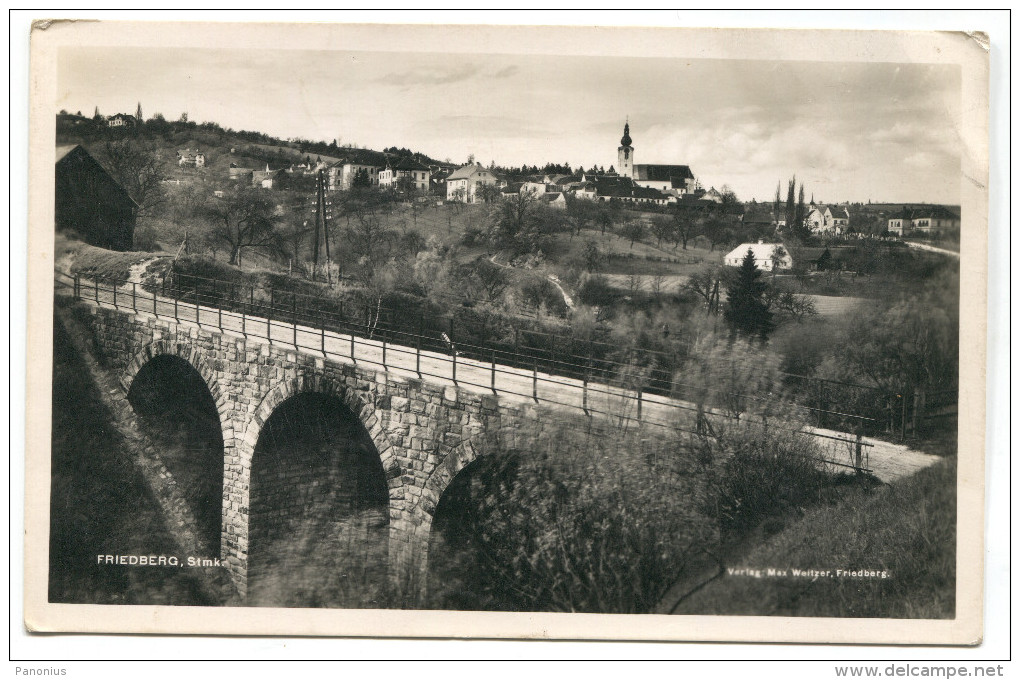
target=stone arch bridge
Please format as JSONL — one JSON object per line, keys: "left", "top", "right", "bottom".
{"left": 74, "top": 296, "right": 627, "bottom": 600}
{"left": 60, "top": 275, "right": 895, "bottom": 603}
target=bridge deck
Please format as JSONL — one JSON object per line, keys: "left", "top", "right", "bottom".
{"left": 58, "top": 275, "right": 941, "bottom": 483}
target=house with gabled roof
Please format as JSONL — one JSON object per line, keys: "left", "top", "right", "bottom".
{"left": 379, "top": 157, "right": 431, "bottom": 193}
{"left": 724, "top": 241, "right": 793, "bottom": 272}
{"left": 446, "top": 163, "right": 498, "bottom": 203}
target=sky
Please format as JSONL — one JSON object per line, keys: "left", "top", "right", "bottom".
{"left": 57, "top": 46, "right": 962, "bottom": 204}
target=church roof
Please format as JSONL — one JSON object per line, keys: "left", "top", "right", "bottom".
{"left": 633, "top": 164, "right": 695, "bottom": 182}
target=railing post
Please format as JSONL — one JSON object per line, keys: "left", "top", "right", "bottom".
{"left": 854, "top": 433, "right": 863, "bottom": 471}
{"left": 321, "top": 325, "right": 325, "bottom": 356}
{"left": 132, "top": 282, "right": 137, "bottom": 311}
{"left": 174, "top": 294, "right": 178, "bottom": 322}
{"left": 196, "top": 293, "right": 200, "bottom": 326}
{"left": 153, "top": 282, "right": 158, "bottom": 318}
{"left": 94, "top": 276, "right": 99, "bottom": 304}
{"left": 382, "top": 338, "right": 387, "bottom": 367}
{"left": 452, "top": 345, "right": 457, "bottom": 384}
{"left": 266, "top": 290, "right": 272, "bottom": 344}
{"left": 637, "top": 386, "right": 643, "bottom": 421}
{"left": 491, "top": 349, "right": 496, "bottom": 394}
{"left": 241, "top": 302, "right": 246, "bottom": 336}
{"left": 533, "top": 358, "right": 538, "bottom": 402}
{"left": 583, "top": 361, "right": 589, "bottom": 413}
{"left": 416, "top": 331, "right": 421, "bottom": 377}
{"left": 351, "top": 332, "right": 356, "bottom": 363}
{"left": 112, "top": 280, "right": 117, "bottom": 308}
{"left": 218, "top": 305, "right": 222, "bottom": 331}
{"left": 292, "top": 294, "right": 298, "bottom": 347}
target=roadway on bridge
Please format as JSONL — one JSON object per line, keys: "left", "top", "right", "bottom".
{"left": 63, "top": 278, "right": 940, "bottom": 484}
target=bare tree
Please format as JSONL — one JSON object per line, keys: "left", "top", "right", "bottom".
{"left": 203, "top": 186, "right": 282, "bottom": 266}
{"left": 96, "top": 139, "right": 169, "bottom": 215}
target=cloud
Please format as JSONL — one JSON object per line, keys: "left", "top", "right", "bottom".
{"left": 492, "top": 65, "right": 518, "bottom": 79}
{"left": 377, "top": 63, "right": 481, "bottom": 87}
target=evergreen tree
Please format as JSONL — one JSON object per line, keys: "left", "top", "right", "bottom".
{"left": 724, "top": 248, "right": 773, "bottom": 339}
{"left": 136, "top": 102, "right": 143, "bottom": 120}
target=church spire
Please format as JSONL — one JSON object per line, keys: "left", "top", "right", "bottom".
{"left": 620, "top": 119, "right": 632, "bottom": 147}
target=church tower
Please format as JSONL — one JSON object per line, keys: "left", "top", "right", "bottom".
{"left": 618, "top": 120, "right": 634, "bottom": 178}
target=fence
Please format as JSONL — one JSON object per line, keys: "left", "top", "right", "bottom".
{"left": 58, "top": 269, "right": 905, "bottom": 473}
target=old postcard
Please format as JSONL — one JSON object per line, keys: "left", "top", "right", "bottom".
{"left": 24, "top": 20, "right": 988, "bottom": 643}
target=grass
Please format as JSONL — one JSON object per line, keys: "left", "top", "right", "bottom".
{"left": 56, "top": 234, "right": 170, "bottom": 283}
{"left": 674, "top": 456, "right": 956, "bottom": 618}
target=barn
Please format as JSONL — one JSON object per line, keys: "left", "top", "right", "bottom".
{"left": 55, "top": 144, "right": 137, "bottom": 251}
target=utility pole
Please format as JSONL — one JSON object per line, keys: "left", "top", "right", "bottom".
{"left": 311, "top": 172, "right": 322, "bottom": 281}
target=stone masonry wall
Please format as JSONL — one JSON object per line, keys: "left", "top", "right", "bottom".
{"left": 79, "top": 301, "right": 566, "bottom": 602}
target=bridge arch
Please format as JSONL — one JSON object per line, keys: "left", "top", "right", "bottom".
{"left": 227, "top": 372, "right": 402, "bottom": 600}
{"left": 122, "top": 339, "right": 233, "bottom": 447}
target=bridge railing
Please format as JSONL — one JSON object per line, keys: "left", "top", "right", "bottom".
{"left": 156, "top": 269, "right": 905, "bottom": 435}
{"left": 61, "top": 269, "right": 885, "bottom": 473}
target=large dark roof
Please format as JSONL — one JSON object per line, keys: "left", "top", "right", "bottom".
{"left": 391, "top": 157, "right": 430, "bottom": 171}
{"left": 632, "top": 164, "right": 695, "bottom": 182}
{"left": 910, "top": 205, "right": 959, "bottom": 220}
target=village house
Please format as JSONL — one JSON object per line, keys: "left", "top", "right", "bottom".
{"left": 177, "top": 149, "right": 206, "bottom": 168}
{"left": 378, "top": 157, "right": 431, "bottom": 193}
{"left": 326, "top": 149, "right": 388, "bottom": 191}
{"left": 723, "top": 241, "right": 793, "bottom": 272}
{"left": 446, "top": 163, "right": 498, "bottom": 203}
{"left": 106, "top": 113, "right": 137, "bottom": 128}
{"left": 887, "top": 206, "right": 960, "bottom": 235}
{"left": 805, "top": 202, "right": 851, "bottom": 234}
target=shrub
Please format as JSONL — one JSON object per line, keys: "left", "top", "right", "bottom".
{"left": 426, "top": 420, "right": 717, "bottom": 613}
{"left": 712, "top": 423, "right": 834, "bottom": 537}
{"left": 576, "top": 274, "right": 616, "bottom": 307}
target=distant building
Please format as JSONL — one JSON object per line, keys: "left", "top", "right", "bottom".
{"left": 326, "top": 150, "right": 388, "bottom": 191}
{"left": 887, "top": 206, "right": 960, "bottom": 235}
{"left": 55, "top": 144, "right": 137, "bottom": 251}
{"left": 805, "top": 203, "right": 850, "bottom": 234}
{"left": 378, "top": 158, "right": 431, "bottom": 193}
{"left": 106, "top": 113, "right": 137, "bottom": 128}
{"left": 177, "top": 149, "right": 206, "bottom": 168}
{"left": 723, "top": 242, "right": 793, "bottom": 272}
{"left": 616, "top": 121, "right": 697, "bottom": 196}
{"left": 446, "top": 163, "right": 498, "bottom": 203}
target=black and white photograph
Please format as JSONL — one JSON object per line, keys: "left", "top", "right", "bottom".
{"left": 23, "top": 19, "right": 990, "bottom": 644}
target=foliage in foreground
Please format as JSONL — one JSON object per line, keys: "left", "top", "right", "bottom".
{"left": 425, "top": 408, "right": 839, "bottom": 614}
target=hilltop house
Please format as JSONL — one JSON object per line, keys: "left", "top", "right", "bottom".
{"left": 55, "top": 144, "right": 137, "bottom": 251}
{"left": 446, "top": 163, "right": 498, "bottom": 203}
{"left": 724, "top": 241, "right": 793, "bottom": 272}
{"left": 106, "top": 113, "right": 137, "bottom": 128}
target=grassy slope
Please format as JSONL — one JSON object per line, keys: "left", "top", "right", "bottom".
{"left": 675, "top": 456, "right": 956, "bottom": 618}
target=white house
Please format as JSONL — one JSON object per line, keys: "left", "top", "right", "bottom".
{"left": 378, "top": 158, "right": 431, "bottom": 193}
{"left": 805, "top": 203, "right": 850, "bottom": 234}
{"left": 446, "top": 163, "right": 498, "bottom": 203}
{"left": 177, "top": 149, "right": 206, "bottom": 168}
{"left": 724, "top": 242, "right": 793, "bottom": 272}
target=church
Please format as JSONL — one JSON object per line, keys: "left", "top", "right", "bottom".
{"left": 616, "top": 121, "right": 697, "bottom": 197}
